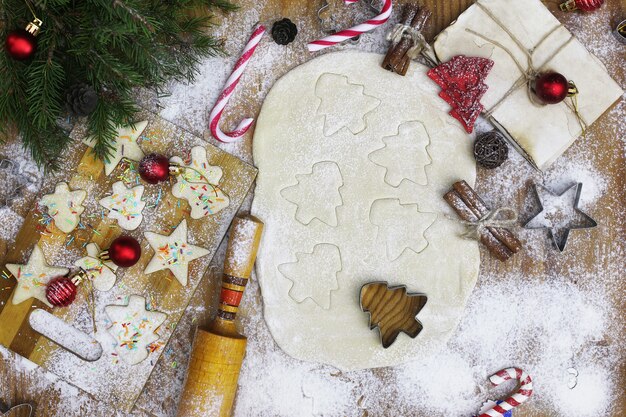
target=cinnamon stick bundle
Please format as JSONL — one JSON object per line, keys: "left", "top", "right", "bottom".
{"left": 382, "top": 4, "right": 431, "bottom": 76}
{"left": 444, "top": 180, "right": 522, "bottom": 261}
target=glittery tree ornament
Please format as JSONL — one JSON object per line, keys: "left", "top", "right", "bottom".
{"left": 138, "top": 153, "right": 184, "bottom": 184}
{"left": 46, "top": 270, "right": 87, "bottom": 307}
{"left": 560, "top": 0, "right": 604, "bottom": 12}
{"left": 474, "top": 131, "right": 509, "bottom": 169}
{"left": 427, "top": 55, "right": 494, "bottom": 133}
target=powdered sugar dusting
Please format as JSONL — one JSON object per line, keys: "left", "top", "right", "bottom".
{"left": 225, "top": 217, "right": 260, "bottom": 276}
{"left": 229, "top": 272, "right": 620, "bottom": 417}
{"left": 0, "top": 2, "right": 624, "bottom": 417}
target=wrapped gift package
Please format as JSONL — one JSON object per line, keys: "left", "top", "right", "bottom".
{"left": 433, "top": 0, "right": 623, "bottom": 170}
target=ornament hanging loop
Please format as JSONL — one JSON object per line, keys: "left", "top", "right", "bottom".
{"left": 567, "top": 80, "right": 587, "bottom": 134}
{"left": 23, "top": 0, "right": 43, "bottom": 34}
{"left": 559, "top": 0, "right": 578, "bottom": 11}
{"left": 567, "top": 80, "right": 579, "bottom": 97}
{"left": 25, "top": 18, "right": 42, "bottom": 36}
{"left": 70, "top": 268, "right": 90, "bottom": 285}
{"left": 169, "top": 163, "right": 184, "bottom": 177}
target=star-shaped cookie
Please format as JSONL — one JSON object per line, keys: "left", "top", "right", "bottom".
{"left": 99, "top": 181, "right": 146, "bottom": 230}
{"left": 83, "top": 121, "right": 148, "bottom": 175}
{"left": 74, "top": 243, "right": 118, "bottom": 292}
{"left": 105, "top": 295, "right": 167, "bottom": 365}
{"left": 40, "top": 182, "right": 87, "bottom": 234}
{"left": 144, "top": 219, "right": 210, "bottom": 286}
{"left": 6, "top": 245, "right": 69, "bottom": 307}
{"left": 170, "top": 146, "right": 230, "bottom": 219}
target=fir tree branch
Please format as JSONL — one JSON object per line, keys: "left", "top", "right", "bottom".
{"left": 111, "top": 0, "right": 154, "bottom": 32}
{"left": 0, "top": 0, "right": 235, "bottom": 170}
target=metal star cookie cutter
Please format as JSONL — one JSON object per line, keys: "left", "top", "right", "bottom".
{"left": 318, "top": 0, "right": 380, "bottom": 44}
{"left": 0, "top": 159, "right": 26, "bottom": 208}
{"left": 524, "top": 182, "right": 597, "bottom": 252}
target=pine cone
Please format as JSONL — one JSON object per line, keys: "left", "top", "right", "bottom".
{"left": 66, "top": 83, "right": 99, "bottom": 117}
{"left": 271, "top": 18, "right": 298, "bottom": 45}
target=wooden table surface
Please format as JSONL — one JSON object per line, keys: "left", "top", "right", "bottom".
{"left": 0, "top": 0, "right": 624, "bottom": 416}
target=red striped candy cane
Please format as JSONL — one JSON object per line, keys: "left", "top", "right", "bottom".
{"left": 479, "top": 368, "right": 533, "bottom": 417}
{"left": 209, "top": 26, "right": 266, "bottom": 143}
{"left": 307, "top": 0, "right": 393, "bottom": 52}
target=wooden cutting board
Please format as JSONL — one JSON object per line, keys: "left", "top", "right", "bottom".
{"left": 0, "top": 110, "right": 257, "bottom": 411}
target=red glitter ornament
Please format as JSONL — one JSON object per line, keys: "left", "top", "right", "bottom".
{"left": 560, "top": 0, "right": 603, "bottom": 12}
{"left": 4, "top": 18, "right": 41, "bottom": 61}
{"left": 46, "top": 276, "right": 77, "bottom": 307}
{"left": 139, "top": 154, "right": 171, "bottom": 184}
{"left": 533, "top": 72, "right": 569, "bottom": 104}
{"left": 104, "top": 235, "right": 141, "bottom": 267}
{"left": 427, "top": 55, "right": 494, "bottom": 134}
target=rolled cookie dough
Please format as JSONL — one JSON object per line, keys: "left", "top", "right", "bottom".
{"left": 252, "top": 52, "right": 480, "bottom": 370}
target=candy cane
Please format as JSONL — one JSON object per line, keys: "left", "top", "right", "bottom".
{"left": 307, "top": 0, "right": 393, "bottom": 52}
{"left": 209, "top": 26, "right": 266, "bottom": 143}
{"left": 479, "top": 368, "right": 533, "bottom": 417}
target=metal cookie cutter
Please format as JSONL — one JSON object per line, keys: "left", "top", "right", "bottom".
{"left": 0, "top": 159, "right": 26, "bottom": 208}
{"left": 524, "top": 182, "right": 597, "bottom": 252}
{"left": 614, "top": 19, "right": 626, "bottom": 45}
{"left": 360, "top": 281, "right": 427, "bottom": 348}
{"left": 318, "top": 0, "right": 380, "bottom": 44}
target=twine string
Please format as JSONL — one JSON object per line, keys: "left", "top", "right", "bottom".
{"left": 387, "top": 23, "right": 432, "bottom": 59}
{"left": 24, "top": 0, "right": 38, "bottom": 20}
{"left": 172, "top": 164, "right": 222, "bottom": 198}
{"left": 460, "top": 207, "right": 518, "bottom": 241}
{"left": 466, "top": 1, "right": 587, "bottom": 132}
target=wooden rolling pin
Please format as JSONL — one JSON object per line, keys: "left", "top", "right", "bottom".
{"left": 176, "top": 215, "right": 264, "bottom": 417}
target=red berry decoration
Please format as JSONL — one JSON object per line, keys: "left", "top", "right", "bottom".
{"left": 139, "top": 154, "right": 171, "bottom": 184}
{"left": 4, "top": 19, "right": 41, "bottom": 61}
{"left": 533, "top": 72, "right": 569, "bottom": 104}
{"left": 46, "top": 276, "right": 77, "bottom": 307}
{"left": 560, "top": 0, "right": 603, "bottom": 12}
{"left": 106, "top": 235, "right": 142, "bottom": 267}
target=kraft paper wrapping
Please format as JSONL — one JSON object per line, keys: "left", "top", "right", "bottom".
{"left": 433, "top": 0, "right": 623, "bottom": 171}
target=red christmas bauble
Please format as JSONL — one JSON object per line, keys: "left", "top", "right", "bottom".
{"left": 573, "top": 0, "right": 603, "bottom": 11}
{"left": 533, "top": 72, "right": 569, "bottom": 104}
{"left": 139, "top": 154, "right": 171, "bottom": 184}
{"left": 5, "top": 29, "right": 37, "bottom": 60}
{"left": 46, "top": 276, "right": 77, "bottom": 307}
{"left": 108, "top": 235, "right": 141, "bottom": 267}
{"left": 560, "top": 0, "right": 603, "bottom": 12}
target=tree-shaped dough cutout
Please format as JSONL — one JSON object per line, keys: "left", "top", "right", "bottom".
{"left": 278, "top": 244, "right": 342, "bottom": 310}
{"left": 369, "top": 121, "right": 432, "bottom": 187}
{"left": 281, "top": 161, "right": 344, "bottom": 227}
{"left": 370, "top": 199, "right": 436, "bottom": 261}
{"left": 315, "top": 73, "right": 381, "bottom": 136}
{"left": 360, "top": 282, "right": 427, "bottom": 348}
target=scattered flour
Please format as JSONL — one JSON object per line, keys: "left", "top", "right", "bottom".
{"left": 231, "top": 274, "right": 620, "bottom": 417}
{"left": 0, "top": 208, "right": 24, "bottom": 241}
{"left": 0, "top": 2, "right": 624, "bottom": 417}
